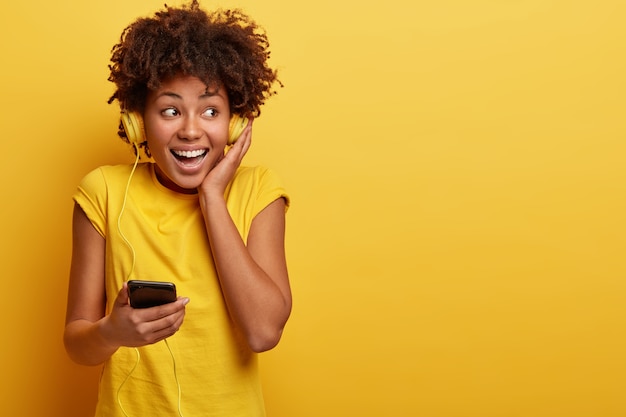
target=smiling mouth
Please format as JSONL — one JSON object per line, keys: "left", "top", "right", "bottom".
{"left": 171, "top": 149, "right": 207, "bottom": 166}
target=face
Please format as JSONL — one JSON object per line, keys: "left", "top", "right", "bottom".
{"left": 143, "top": 75, "right": 231, "bottom": 194}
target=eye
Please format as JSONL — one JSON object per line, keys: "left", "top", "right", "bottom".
{"left": 162, "top": 108, "right": 179, "bottom": 117}
{"left": 203, "top": 108, "right": 217, "bottom": 118}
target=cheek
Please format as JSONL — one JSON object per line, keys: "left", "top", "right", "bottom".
{"left": 144, "top": 124, "right": 177, "bottom": 154}
{"left": 207, "top": 125, "right": 229, "bottom": 146}
{"left": 144, "top": 120, "right": 164, "bottom": 142}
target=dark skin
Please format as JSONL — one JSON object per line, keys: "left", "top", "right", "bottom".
{"left": 64, "top": 75, "right": 291, "bottom": 365}
{"left": 64, "top": 2, "right": 287, "bottom": 365}
{"left": 107, "top": 1, "right": 281, "bottom": 153}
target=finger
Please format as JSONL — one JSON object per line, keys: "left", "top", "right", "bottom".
{"left": 131, "top": 304, "right": 187, "bottom": 344}
{"left": 229, "top": 122, "right": 252, "bottom": 160}
{"left": 240, "top": 128, "right": 252, "bottom": 155}
{"left": 240, "top": 118, "right": 253, "bottom": 145}
{"left": 234, "top": 118, "right": 253, "bottom": 147}
{"left": 139, "top": 297, "right": 189, "bottom": 322}
{"left": 117, "top": 282, "right": 130, "bottom": 307}
{"left": 149, "top": 309, "right": 187, "bottom": 341}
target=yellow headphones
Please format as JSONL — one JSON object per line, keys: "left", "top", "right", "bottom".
{"left": 120, "top": 111, "right": 249, "bottom": 147}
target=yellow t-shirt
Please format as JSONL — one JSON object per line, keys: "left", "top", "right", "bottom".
{"left": 73, "top": 162, "right": 289, "bottom": 417}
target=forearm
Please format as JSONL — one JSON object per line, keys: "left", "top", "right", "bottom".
{"left": 200, "top": 194, "right": 291, "bottom": 352}
{"left": 64, "top": 317, "right": 119, "bottom": 366}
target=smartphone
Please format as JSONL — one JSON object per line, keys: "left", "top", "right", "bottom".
{"left": 128, "top": 280, "right": 177, "bottom": 309}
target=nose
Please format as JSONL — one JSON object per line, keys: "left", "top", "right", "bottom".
{"left": 178, "top": 115, "right": 202, "bottom": 141}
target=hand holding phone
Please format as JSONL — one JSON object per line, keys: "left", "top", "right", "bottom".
{"left": 128, "top": 280, "right": 177, "bottom": 308}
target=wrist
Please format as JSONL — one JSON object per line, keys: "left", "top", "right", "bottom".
{"left": 97, "top": 315, "right": 122, "bottom": 351}
{"left": 198, "top": 188, "right": 227, "bottom": 210}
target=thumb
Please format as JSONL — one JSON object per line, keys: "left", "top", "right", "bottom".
{"left": 116, "top": 282, "right": 130, "bottom": 307}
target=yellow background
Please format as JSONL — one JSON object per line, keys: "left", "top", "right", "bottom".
{"left": 1, "top": 1, "right": 624, "bottom": 415}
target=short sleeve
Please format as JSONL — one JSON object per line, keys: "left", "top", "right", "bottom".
{"left": 73, "top": 167, "right": 108, "bottom": 238}
{"left": 254, "top": 166, "right": 290, "bottom": 216}
{"left": 225, "top": 166, "right": 290, "bottom": 242}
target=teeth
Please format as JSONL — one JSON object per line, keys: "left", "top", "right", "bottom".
{"left": 173, "top": 149, "right": 206, "bottom": 158}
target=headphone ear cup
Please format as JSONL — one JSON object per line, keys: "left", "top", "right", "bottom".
{"left": 120, "top": 111, "right": 146, "bottom": 147}
{"left": 228, "top": 115, "right": 249, "bottom": 145}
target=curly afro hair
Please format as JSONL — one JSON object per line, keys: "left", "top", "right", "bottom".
{"left": 107, "top": 0, "right": 281, "bottom": 148}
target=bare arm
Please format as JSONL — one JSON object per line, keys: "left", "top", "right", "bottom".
{"left": 201, "top": 196, "right": 292, "bottom": 352}
{"left": 198, "top": 123, "right": 292, "bottom": 352}
{"left": 64, "top": 204, "right": 189, "bottom": 366}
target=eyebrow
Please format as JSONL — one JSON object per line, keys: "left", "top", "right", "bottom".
{"left": 157, "top": 92, "right": 183, "bottom": 99}
{"left": 157, "top": 89, "right": 222, "bottom": 100}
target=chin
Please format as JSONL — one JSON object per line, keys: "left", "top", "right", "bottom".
{"left": 172, "top": 177, "right": 204, "bottom": 194}
{"left": 155, "top": 166, "right": 205, "bottom": 194}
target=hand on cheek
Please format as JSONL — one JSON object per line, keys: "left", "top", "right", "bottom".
{"left": 199, "top": 119, "right": 253, "bottom": 196}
